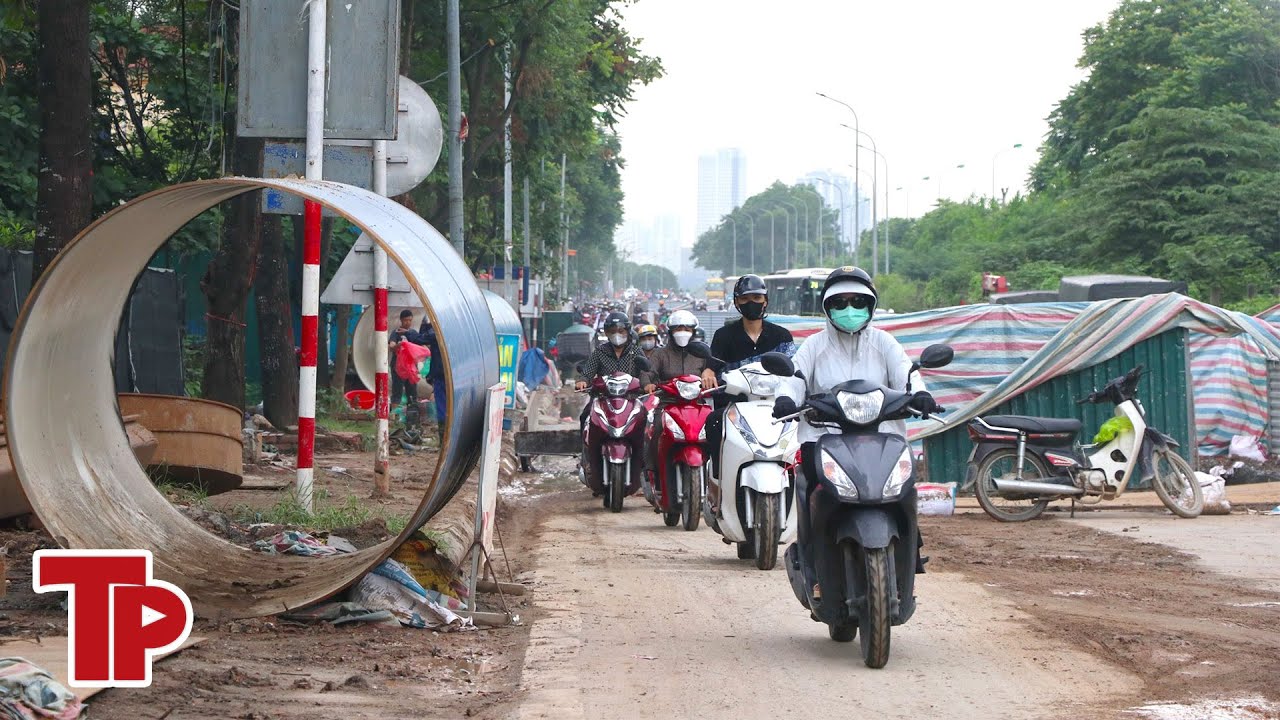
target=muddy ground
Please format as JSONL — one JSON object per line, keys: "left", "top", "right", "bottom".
{"left": 924, "top": 513, "right": 1280, "bottom": 712}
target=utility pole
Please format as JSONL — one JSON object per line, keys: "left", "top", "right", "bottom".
{"left": 446, "top": 0, "right": 464, "bottom": 256}
{"left": 296, "top": 0, "right": 327, "bottom": 512}
{"left": 560, "top": 154, "right": 568, "bottom": 301}
{"left": 502, "top": 52, "right": 513, "bottom": 305}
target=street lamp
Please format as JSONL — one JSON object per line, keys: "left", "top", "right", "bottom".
{"left": 817, "top": 92, "right": 861, "bottom": 252}
{"left": 806, "top": 176, "right": 848, "bottom": 262}
{"left": 782, "top": 200, "right": 800, "bottom": 269}
{"left": 991, "top": 143, "right": 1024, "bottom": 202}
{"left": 743, "top": 212, "right": 757, "bottom": 273}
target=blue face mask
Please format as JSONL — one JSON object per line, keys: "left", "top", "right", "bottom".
{"left": 830, "top": 307, "right": 871, "bottom": 333}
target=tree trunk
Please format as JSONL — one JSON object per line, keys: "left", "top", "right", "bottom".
{"left": 256, "top": 214, "right": 298, "bottom": 428}
{"left": 32, "top": 0, "right": 93, "bottom": 284}
{"left": 329, "top": 304, "right": 352, "bottom": 393}
{"left": 200, "top": 137, "right": 263, "bottom": 410}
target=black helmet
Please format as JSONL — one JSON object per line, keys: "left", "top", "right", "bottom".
{"left": 733, "top": 274, "right": 768, "bottom": 298}
{"left": 602, "top": 311, "right": 631, "bottom": 333}
{"left": 821, "top": 266, "right": 878, "bottom": 331}
{"left": 821, "top": 266, "right": 875, "bottom": 297}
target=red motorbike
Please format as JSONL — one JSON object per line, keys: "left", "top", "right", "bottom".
{"left": 579, "top": 371, "right": 648, "bottom": 513}
{"left": 642, "top": 374, "right": 712, "bottom": 530}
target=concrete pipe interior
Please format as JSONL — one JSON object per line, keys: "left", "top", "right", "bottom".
{"left": 3, "top": 178, "right": 497, "bottom": 619}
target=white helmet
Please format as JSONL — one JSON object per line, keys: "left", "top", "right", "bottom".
{"left": 667, "top": 309, "right": 698, "bottom": 348}
{"left": 667, "top": 309, "right": 698, "bottom": 330}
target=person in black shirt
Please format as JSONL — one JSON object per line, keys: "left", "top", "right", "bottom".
{"left": 391, "top": 309, "right": 426, "bottom": 410}
{"left": 701, "top": 275, "right": 796, "bottom": 485}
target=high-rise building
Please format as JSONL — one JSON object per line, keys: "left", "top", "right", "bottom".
{"left": 696, "top": 148, "right": 748, "bottom": 239}
{"left": 799, "top": 170, "right": 861, "bottom": 257}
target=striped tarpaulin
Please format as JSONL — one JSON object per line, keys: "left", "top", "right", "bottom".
{"left": 769, "top": 294, "right": 1280, "bottom": 455}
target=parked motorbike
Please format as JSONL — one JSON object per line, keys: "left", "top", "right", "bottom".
{"left": 773, "top": 344, "right": 954, "bottom": 669}
{"left": 688, "top": 344, "right": 798, "bottom": 571}
{"left": 641, "top": 374, "right": 712, "bottom": 530}
{"left": 968, "top": 365, "right": 1203, "bottom": 521}
{"left": 577, "top": 360, "right": 651, "bottom": 513}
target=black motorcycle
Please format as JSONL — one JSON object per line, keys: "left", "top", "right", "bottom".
{"left": 769, "top": 344, "right": 954, "bottom": 668}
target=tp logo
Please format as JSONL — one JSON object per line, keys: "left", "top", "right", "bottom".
{"left": 32, "top": 550, "right": 193, "bottom": 688}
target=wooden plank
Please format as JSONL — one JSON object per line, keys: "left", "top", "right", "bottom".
{"left": 0, "top": 635, "right": 206, "bottom": 701}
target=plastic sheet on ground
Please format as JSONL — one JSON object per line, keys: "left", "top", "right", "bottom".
{"left": 350, "top": 558, "right": 472, "bottom": 630}
{"left": 253, "top": 531, "right": 345, "bottom": 557}
{"left": 281, "top": 602, "right": 399, "bottom": 627}
{"left": 0, "top": 658, "right": 82, "bottom": 720}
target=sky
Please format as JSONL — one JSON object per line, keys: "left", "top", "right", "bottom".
{"left": 614, "top": 0, "right": 1125, "bottom": 245}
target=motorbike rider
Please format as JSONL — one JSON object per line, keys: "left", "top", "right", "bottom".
{"left": 702, "top": 274, "right": 796, "bottom": 478}
{"left": 575, "top": 311, "right": 648, "bottom": 496}
{"left": 636, "top": 324, "right": 660, "bottom": 359}
{"left": 641, "top": 311, "right": 708, "bottom": 393}
{"left": 575, "top": 311, "right": 647, "bottom": 416}
{"left": 639, "top": 310, "right": 710, "bottom": 481}
{"left": 773, "top": 267, "right": 938, "bottom": 588}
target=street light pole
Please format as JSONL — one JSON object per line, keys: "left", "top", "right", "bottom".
{"left": 744, "top": 213, "right": 756, "bottom": 273}
{"left": 991, "top": 143, "right": 1024, "bottom": 202}
{"left": 817, "top": 92, "right": 860, "bottom": 257}
{"left": 782, "top": 201, "right": 799, "bottom": 269}
{"left": 806, "top": 176, "right": 848, "bottom": 262}
{"left": 728, "top": 217, "right": 738, "bottom": 276}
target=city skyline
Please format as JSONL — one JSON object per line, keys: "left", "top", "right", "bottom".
{"left": 695, "top": 148, "right": 747, "bottom": 239}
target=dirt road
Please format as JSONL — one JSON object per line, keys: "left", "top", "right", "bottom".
{"left": 510, "top": 486, "right": 1143, "bottom": 720}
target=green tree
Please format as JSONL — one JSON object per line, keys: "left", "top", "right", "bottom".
{"left": 691, "top": 182, "right": 839, "bottom": 276}
{"left": 1159, "top": 235, "right": 1274, "bottom": 305}
{"left": 1073, "top": 107, "right": 1280, "bottom": 271}
{"left": 1033, "top": 0, "right": 1280, "bottom": 190}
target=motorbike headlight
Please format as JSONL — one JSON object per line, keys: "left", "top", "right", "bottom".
{"left": 820, "top": 449, "right": 858, "bottom": 499}
{"left": 675, "top": 379, "right": 701, "bottom": 401}
{"left": 747, "top": 372, "right": 780, "bottom": 396}
{"left": 610, "top": 425, "right": 626, "bottom": 438}
{"left": 662, "top": 412, "right": 686, "bottom": 441}
{"left": 836, "top": 389, "right": 884, "bottom": 425}
{"left": 881, "top": 448, "right": 914, "bottom": 498}
{"left": 697, "top": 424, "right": 706, "bottom": 441}
{"left": 605, "top": 376, "right": 631, "bottom": 397}
{"left": 726, "top": 406, "right": 758, "bottom": 446}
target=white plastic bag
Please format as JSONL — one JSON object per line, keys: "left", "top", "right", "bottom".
{"left": 917, "top": 482, "right": 957, "bottom": 516}
{"left": 1196, "top": 471, "right": 1231, "bottom": 515}
{"left": 1229, "top": 434, "right": 1267, "bottom": 463}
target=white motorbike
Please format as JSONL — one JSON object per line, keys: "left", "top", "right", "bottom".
{"left": 689, "top": 344, "right": 798, "bottom": 570}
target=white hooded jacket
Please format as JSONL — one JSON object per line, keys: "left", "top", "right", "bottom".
{"left": 779, "top": 321, "right": 923, "bottom": 443}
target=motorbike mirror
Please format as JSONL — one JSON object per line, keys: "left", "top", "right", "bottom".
{"left": 760, "top": 352, "right": 795, "bottom": 377}
{"left": 574, "top": 362, "right": 586, "bottom": 375}
{"left": 634, "top": 355, "right": 653, "bottom": 373}
{"left": 918, "top": 344, "right": 954, "bottom": 370}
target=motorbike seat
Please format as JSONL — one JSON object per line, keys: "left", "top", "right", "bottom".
{"left": 981, "top": 415, "right": 1082, "bottom": 436}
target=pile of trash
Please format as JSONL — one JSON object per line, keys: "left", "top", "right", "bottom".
{"left": 257, "top": 530, "right": 472, "bottom": 631}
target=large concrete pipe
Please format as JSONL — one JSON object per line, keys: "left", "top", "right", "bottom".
{"left": 3, "top": 178, "right": 497, "bottom": 618}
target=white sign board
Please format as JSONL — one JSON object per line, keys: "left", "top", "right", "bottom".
{"left": 468, "top": 383, "right": 507, "bottom": 609}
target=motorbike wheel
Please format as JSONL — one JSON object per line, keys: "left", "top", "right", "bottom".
{"left": 753, "top": 492, "right": 780, "bottom": 571}
{"left": 828, "top": 623, "right": 857, "bottom": 643}
{"left": 853, "top": 543, "right": 894, "bottom": 669}
{"left": 607, "top": 464, "right": 626, "bottom": 513}
{"left": 663, "top": 509, "right": 679, "bottom": 527}
{"left": 680, "top": 465, "right": 702, "bottom": 532}
{"left": 1151, "top": 448, "right": 1203, "bottom": 518}
{"left": 974, "top": 449, "right": 1051, "bottom": 522}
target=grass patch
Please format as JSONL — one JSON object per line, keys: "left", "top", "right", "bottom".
{"left": 153, "top": 471, "right": 210, "bottom": 507}
{"left": 229, "top": 489, "right": 407, "bottom": 535}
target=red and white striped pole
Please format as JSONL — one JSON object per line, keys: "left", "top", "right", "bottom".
{"left": 298, "top": 0, "right": 327, "bottom": 512}
{"left": 372, "top": 140, "right": 391, "bottom": 490}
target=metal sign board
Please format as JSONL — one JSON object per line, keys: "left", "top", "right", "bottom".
{"left": 237, "top": 0, "right": 401, "bottom": 140}
{"left": 260, "top": 142, "right": 374, "bottom": 215}
{"left": 320, "top": 233, "right": 416, "bottom": 304}
{"left": 385, "top": 76, "right": 444, "bottom": 196}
